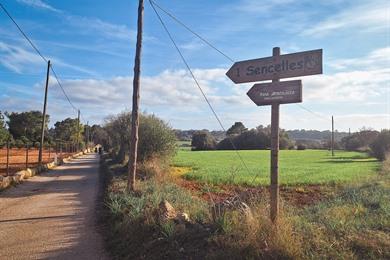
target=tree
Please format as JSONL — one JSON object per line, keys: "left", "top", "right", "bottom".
{"left": 191, "top": 131, "right": 217, "bottom": 151}
{"left": 226, "top": 122, "right": 247, "bottom": 136}
{"left": 370, "top": 130, "right": 390, "bottom": 161}
{"left": 217, "top": 125, "right": 292, "bottom": 150}
{"left": 104, "top": 112, "right": 177, "bottom": 163}
{"left": 6, "top": 111, "right": 49, "bottom": 143}
{"left": 0, "top": 111, "right": 9, "bottom": 145}
{"left": 341, "top": 129, "right": 379, "bottom": 151}
{"left": 53, "top": 118, "right": 83, "bottom": 145}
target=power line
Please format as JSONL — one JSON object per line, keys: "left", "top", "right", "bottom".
{"left": 49, "top": 66, "right": 78, "bottom": 112}
{"left": 0, "top": 3, "right": 47, "bottom": 63}
{"left": 149, "top": 0, "right": 256, "bottom": 180}
{"left": 0, "top": 3, "right": 82, "bottom": 117}
{"left": 150, "top": 0, "right": 235, "bottom": 63}
{"left": 295, "top": 104, "right": 329, "bottom": 121}
{"left": 149, "top": 1, "right": 333, "bottom": 125}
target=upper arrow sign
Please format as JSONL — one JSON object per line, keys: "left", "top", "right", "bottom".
{"left": 226, "top": 49, "right": 322, "bottom": 84}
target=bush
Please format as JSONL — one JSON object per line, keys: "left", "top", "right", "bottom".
{"left": 370, "top": 130, "right": 390, "bottom": 161}
{"left": 191, "top": 131, "right": 216, "bottom": 151}
{"left": 104, "top": 112, "right": 177, "bottom": 163}
{"left": 138, "top": 114, "right": 177, "bottom": 161}
{"left": 297, "top": 144, "right": 306, "bottom": 150}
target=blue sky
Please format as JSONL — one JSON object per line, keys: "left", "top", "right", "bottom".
{"left": 0, "top": 0, "right": 389, "bottom": 131}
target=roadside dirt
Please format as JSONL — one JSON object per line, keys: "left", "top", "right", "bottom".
{"left": 171, "top": 166, "right": 331, "bottom": 207}
{"left": 0, "top": 153, "right": 108, "bottom": 260}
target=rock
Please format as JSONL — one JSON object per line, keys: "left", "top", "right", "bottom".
{"left": 176, "top": 212, "right": 190, "bottom": 223}
{"left": 239, "top": 202, "right": 254, "bottom": 222}
{"left": 159, "top": 200, "right": 177, "bottom": 223}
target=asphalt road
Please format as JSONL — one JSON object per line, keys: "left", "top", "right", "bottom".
{"left": 0, "top": 153, "right": 108, "bottom": 260}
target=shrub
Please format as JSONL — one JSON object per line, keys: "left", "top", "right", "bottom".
{"left": 297, "top": 144, "right": 306, "bottom": 150}
{"left": 104, "top": 112, "right": 177, "bottom": 163}
{"left": 138, "top": 114, "right": 177, "bottom": 161}
{"left": 370, "top": 130, "right": 390, "bottom": 161}
{"left": 191, "top": 131, "right": 216, "bottom": 151}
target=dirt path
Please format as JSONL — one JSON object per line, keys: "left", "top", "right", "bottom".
{"left": 0, "top": 153, "right": 108, "bottom": 260}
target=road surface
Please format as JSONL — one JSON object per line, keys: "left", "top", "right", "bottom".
{"left": 0, "top": 153, "right": 108, "bottom": 260}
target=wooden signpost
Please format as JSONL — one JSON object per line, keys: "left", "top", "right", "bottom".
{"left": 226, "top": 49, "right": 322, "bottom": 84}
{"left": 247, "top": 80, "right": 302, "bottom": 106}
{"left": 226, "top": 47, "right": 323, "bottom": 222}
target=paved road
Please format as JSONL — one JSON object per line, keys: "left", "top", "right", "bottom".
{"left": 0, "top": 153, "right": 108, "bottom": 260}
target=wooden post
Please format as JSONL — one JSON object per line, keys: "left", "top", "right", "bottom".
{"left": 77, "top": 110, "right": 80, "bottom": 152}
{"left": 270, "top": 47, "right": 280, "bottom": 223}
{"left": 128, "top": 0, "right": 144, "bottom": 192}
{"left": 38, "top": 60, "right": 50, "bottom": 168}
{"left": 26, "top": 143, "right": 29, "bottom": 169}
{"left": 6, "top": 139, "right": 10, "bottom": 176}
{"left": 331, "top": 116, "right": 334, "bottom": 156}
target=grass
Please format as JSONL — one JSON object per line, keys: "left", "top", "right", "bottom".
{"left": 173, "top": 149, "right": 380, "bottom": 186}
{"left": 102, "top": 154, "right": 390, "bottom": 259}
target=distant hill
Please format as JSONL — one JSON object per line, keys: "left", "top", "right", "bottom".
{"left": 174, "top": 129, "right": 225, "bottom": 142}
{"left": 286, "top": 129, "right": 349, "bottom": 142}
{"left": 175, "top": 129, "right": 349, "bottom": 142}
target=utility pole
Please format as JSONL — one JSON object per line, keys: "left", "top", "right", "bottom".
{"left": 270, "top": 47, "right": 280, "bottom": 223}
{"left": 38, "top": 60, "right": 50, "bottom": 168}
{"left": 331, "top": 116, "right": 334, "bottom": 156}
{"left": 77, "top": 110, "right": 80, "bottom": 152}
{"left": 128, "top": 0, "right": 144, "bottom": 192}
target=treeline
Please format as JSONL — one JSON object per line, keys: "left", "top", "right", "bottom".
{"left": 287, "top": 129, "right": 349, "bottom": 141}
{"left": 191, "top": 122, "right": 293, "bottom": 151}
{"left": 0, "top": 110, "right": 102, "bottom": 149}
{"left": 189, "top": 122, "right": 390, "bottom": 161}
{"left": 175, "top": 129, "right": 225, "bottom": 142}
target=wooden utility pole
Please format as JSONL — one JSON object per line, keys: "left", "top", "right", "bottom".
{"left": 128, "top": 0, "right": 144, "bottom": 192}
{"left": 331, "top": 116, "right": 334, "bottom": 156}
{"left": 270, "top": 47, "right": 280, "bottom": 223}
{"left": 38, "top": 60, "right": 50, "bottom": 168}
{"left": 77, "top": 110, "right": 80, "bottom": 152}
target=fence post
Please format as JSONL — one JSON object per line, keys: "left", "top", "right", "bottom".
{"left": 26, "top": 143, "right": 29, "bottom": 169}
{"left": 6, "top": 139, "right": 10, "bottom": 176}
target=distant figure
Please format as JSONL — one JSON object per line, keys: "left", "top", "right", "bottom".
{"left": 95, "top": 147, "right": 98, "bottom": 153}
{"left": 98, "top": 147, "right": 102, "bottom": 155}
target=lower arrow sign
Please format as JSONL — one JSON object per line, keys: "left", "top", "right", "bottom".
{"left": 247, "top": 80, "right": 302, "bottom": 106}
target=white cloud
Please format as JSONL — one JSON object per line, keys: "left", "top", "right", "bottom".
{"left": 0, "top": 41, "right": 97, "bottom": 76}
{"left": 234, "top": 0, "right": 295, "bottom": 13}
{"left": 51, "top": 68, "right": 245, "bottom": 111}
{"left": 0, "top": 41, "right": 43, "bottom": 73}
{"left": 304, "top": 47, "right": 390, "bottom": 102}
{"left": 302, "top": 1, "right": 389, "bottom": 36}
{"left": 17, "top": 0, "right": 61, "bottom": 13}
{"left": 64, "top": 15, "right": 136, "bottom": 41}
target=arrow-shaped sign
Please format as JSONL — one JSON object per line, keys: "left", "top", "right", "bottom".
{"left": 247, "top": 80, "right": 302, "bottom": 106}
{"left": 227, "top": 49, "right": 322, "bottom": 84}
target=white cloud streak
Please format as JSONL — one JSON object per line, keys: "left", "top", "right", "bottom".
{"left": 302, "top": 0, "right": 390, "bottom": 36}
{"left": 16, "top": 0, "right": 61, "bottom": 13}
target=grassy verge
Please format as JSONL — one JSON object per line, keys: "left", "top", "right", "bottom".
{"left": 101, "top": 156, "right": 390, "bottom": 259}
{"left": 101, "top": 159, "right": 213, "bottom": 259}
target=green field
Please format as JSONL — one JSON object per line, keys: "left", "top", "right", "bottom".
{"left": 173, "top": 150, "right": 380, "bottom": 186}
